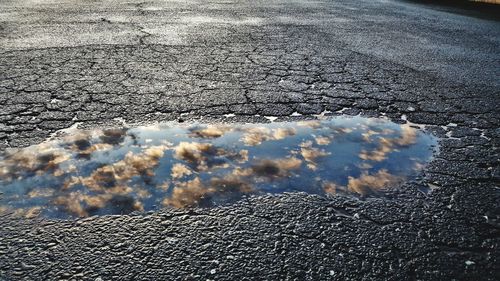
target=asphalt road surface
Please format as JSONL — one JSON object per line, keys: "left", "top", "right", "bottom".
{"left": 0, "top": 0, "right": 499, "bottom": 280}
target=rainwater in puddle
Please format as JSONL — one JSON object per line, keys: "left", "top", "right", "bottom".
{"left": 0, "top": 117, "right": 438, "bottom": 218}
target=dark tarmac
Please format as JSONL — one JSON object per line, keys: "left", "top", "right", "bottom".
{"left": 0, "top": 0, "right": 499, "bottom": 280}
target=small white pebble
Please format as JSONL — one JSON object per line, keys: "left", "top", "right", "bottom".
{"left": 210, "top": 269, "right": 216, "bottom": 274}
{"left": 465, "top": 260, "right": 475, "bottom": 266}
{"left": 264, "top": 116, "right": 278, "bottom": 122}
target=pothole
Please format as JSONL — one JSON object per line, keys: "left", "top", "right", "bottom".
{"left": 0, "top": 116, "right": 438, "bottom": 219}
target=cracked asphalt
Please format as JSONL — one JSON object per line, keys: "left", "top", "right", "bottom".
{"left": 0, "top": 0, "right": 499, "bottom": 280}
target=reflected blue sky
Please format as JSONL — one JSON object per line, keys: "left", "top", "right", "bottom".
{"left": 0, "top": 117, "right": 437, "bottom": 218}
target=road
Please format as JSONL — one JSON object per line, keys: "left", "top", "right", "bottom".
{"left": 0, "top": 0, "right": 499, "bottom": 280}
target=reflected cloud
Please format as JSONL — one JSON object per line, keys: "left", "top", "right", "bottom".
{"left": 24, "top": 206, "right": 42, "bottom": 219}
{"left": 357, "top": 162, "right": 373, "bottom": 170}
{"left": 53, "top": 191, "right": 143, "bottom": 217}
{"left": 99, "top": 128, "right": 128, "bottom": 145}
{"left": 297, "top": 120, "right": 322, "bottom": 129}
{"left": 362, "top": 130, "right": 379, "bottom": 142}
{"left": 273, "top": 128, "right": 297, "bottom": 140}
{"left": 250, "top": 157, "right": 302, "bottom": 179}
{"left": 359, "top": 124, "right": 418, "bottom": 162}
{"left": 173, "top": 141, "right": 244, "bottom": 171}
{"left": 0, "top": 145, "right": 71, "bottom": 181}
{"left": 171, "top": 163, "right": 193, "bottom": 179}
{"left": 174, "top": 141, "right": 215, "bottom": 164}
{"left": 323, "top": 181, "right": 347, "bottom": 194}
{"left": 396, "top": 124, "right": 417, "bottom": 146}
{"left": 163, "top": 175, "right": 254, "bottom": 208}
{"left": 299, "top": 141, "right": 330, "bottom": 170}
{"left": 347, "top": 170, "right": 403, "bottom": 195}
{"left": 163, "top": 177, "right": 211, "bottom": 208}
{"left": 65, "top": 145, "right": 168, "bottom": 191}
{"left": 75, "top": 143, "right": 113, "bottom": 159}
{"left": 241, "top": 127, "right": 271, "bottom": 146}
{"left": 28, "top": 188, "right": 54, "bottom": 198}
{"left": 189, "top": 125, "right": 232, "bottom": 139}
{"left": 53, "top": 192, "right": 88, "bottom": 217}
{"left": 314, "top": 136, "right": 331, "bottom": 145}
{"left": 241, "top": 127, "right": 296, "bottom": 146}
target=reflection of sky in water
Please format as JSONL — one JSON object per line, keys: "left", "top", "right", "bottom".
{"left": 0, "top": 117, "right": 438, "bottom": 219}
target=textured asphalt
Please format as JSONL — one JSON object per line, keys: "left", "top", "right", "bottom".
{"left": 0, "top": 0, "right": 499, "bottom": 280}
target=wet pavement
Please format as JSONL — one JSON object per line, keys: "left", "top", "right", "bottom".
{"left": 0, "top": 0, "right": 499, "bottom": 280}
{"left": 1, "top": 117, "right": 437, "bottom": 218}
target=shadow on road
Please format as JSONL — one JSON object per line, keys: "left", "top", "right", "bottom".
{"left": 402, "top": 0, "right": 500, "bottom": 21}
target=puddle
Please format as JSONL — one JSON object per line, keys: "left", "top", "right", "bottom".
{"left": 0, "top": 117, "right": 438, "bottom": 219}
